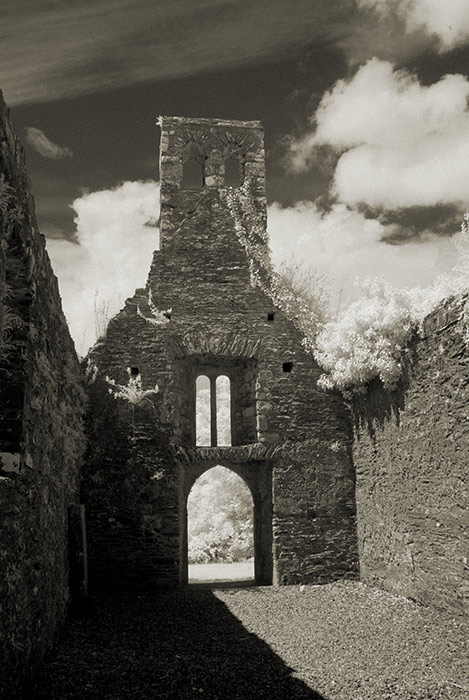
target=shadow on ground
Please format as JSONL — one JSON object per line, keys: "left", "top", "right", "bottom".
{"left": 32, "top": 588, "right": 326, "bottom": 700}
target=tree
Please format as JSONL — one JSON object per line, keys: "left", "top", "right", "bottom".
{"left": 188, "top": 466, "right": 253, "bottom": 563}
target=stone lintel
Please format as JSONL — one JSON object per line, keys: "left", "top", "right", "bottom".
{"left": 177, "top": 443, "right": 279, "bottom": 463}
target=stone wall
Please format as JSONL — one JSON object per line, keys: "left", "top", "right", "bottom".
{"left": 83, "top": 367, "right": 179, "bottom": 588}
{"left": 352, "top": 298, "right": 469, "bottom": 616}
{"left": 0, "top": 91, "right": 86, "bottom": 698}
{"left": 84, "top": 116, "right": 358, "bottom": 589}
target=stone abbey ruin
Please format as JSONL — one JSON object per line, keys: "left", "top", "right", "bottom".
{"left": 1, "top": 92, "right": 468, "bottom": 697}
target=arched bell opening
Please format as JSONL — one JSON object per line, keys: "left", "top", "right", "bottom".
{"left": 224, "top": 156, "right": 243, "bottom": 187}
{"left": 182, "top": 157, "right": 205, "bottom": 189}
{"left": 181, "top": 142, "right": 206, "bottom": 189}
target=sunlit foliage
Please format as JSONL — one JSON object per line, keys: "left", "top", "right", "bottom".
{"left": 315, "top": 215, "right": 469, "bottom": 394}
{"left": 315, "top": 277, "right": 419, "bottom": 393}
{"left": 188, "top": 466, "right": 253, "bottom": 564}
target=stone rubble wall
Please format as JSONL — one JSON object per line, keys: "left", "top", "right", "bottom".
{"left": 83, "top": 370, "right": 179, "bottom": 588}
{"left": 0, "top": 91, "right": 86, "bottom": 698}
{"left": 352, "top": 297, "right": 469, "bottom": 616}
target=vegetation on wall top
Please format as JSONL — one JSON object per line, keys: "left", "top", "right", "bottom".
{"left": 227, "top": 179, "right": 328, "bottom": 346}
{"left": 315, "top": 217, "right": 469, "bottom": 395}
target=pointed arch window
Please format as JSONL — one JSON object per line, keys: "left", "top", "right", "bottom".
{"left": 195, "top": 373, "right": 231, "bottom": 446}
{"left": 182, "top": 157, "right": 204, "bottom": 189}
{"left": 224, "top": 156, "right": 242, "bottom": 187}
{"left": 182, "top": 142, "right": 205, "bottom": 189}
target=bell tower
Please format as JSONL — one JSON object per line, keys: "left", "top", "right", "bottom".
{"left": 157, "top": 115, "right": 267, "bottom": 251}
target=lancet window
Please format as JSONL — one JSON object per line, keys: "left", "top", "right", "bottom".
{"left": 195, "top": 373, "right": 231, "bottom": 447}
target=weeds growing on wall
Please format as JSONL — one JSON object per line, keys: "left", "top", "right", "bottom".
{"left": 0, "top": 279, "right": 19, "bottom": 369}
{"left": 0, "top": 181, "right": 23, "bottom": 369}
{"left": 105, "top": 368, "right": 159, "bottom": 405}
{"left": 137, "top": 288, "right": 172, "bottom": 327}
{"left": 227, "top": 180, "right": 328, "bottom": 345}
{"left": 0, "top": 174, "right": 15, "bottom": 216}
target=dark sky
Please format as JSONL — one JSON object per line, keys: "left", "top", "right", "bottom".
{"left": 8, "top": 35, "right": 349, "bottom": 238}
{"left": 3, "top": 0, "right": 469, "bottom": 350}
{"left": 9, "top": 54, "right": 336, "bottom": 236}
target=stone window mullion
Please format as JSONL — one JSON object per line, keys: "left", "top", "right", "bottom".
{"left": 210, "top": 376, "right": 217, "bottom": 447}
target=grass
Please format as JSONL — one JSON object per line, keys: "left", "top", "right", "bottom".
{"left": 189, "top": 559, "right": 254, "bottom": 582}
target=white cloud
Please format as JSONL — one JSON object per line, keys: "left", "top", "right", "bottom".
{"left": 358, "top": 0, "right": 469, "bottom": 51}
{"left": 268, "top": 200, "right": 459, "bottom": 311}
{"left": 289, "top": 59, "right": 469, "bottom": 209}
{"left": 46, "top": 180, "right": 159, "bottom": 356}
{"left": 25, "top": 127, "right": 73, "bottom": 159}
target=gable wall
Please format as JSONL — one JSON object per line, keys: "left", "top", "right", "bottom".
{"left": 83, "top": 116, "right": 358, "bottom": 588}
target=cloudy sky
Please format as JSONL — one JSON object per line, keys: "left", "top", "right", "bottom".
{"left": 3, "top": 0, "right": 469, "bottom": 353}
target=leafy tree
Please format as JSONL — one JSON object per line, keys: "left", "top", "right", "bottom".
{"left": 315, "top": 277, "right": 419, "bottom": 393}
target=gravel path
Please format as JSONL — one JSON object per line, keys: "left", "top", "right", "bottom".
{"left": 32, "top": 581, "right": 468, "bottom": 700}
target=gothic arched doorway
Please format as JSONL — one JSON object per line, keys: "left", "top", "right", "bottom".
{"left": 180, "top": 460, "right": 273, "bottom": 586}
{"left": 187, "top": 465, "right": 254, "bottom": 583}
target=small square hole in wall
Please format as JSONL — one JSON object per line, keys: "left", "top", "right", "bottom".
{"left": 130, "top": 367, "right": 140, "bottom": 376}
{"left": 267, "top": 312, "right": 275, "bottom": 321}
{"left": 283, "top": 362, "right": 293, "bottom": 373}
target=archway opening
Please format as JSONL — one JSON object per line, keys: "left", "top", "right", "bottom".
{"left": 182, "top": 156, "right": 204, "bottom": 189}
{"left": 224, "top": 156, "right": 242, "bottom": 187}
{"left": 187, "top": 465, "right": 254, "bottom": 584}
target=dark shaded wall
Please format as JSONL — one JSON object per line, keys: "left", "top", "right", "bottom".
{"left": 0, "top": 92, "right": 87, "bottom": 698}
{"left": 83, "top": 368, "right": 178, "bottom": 588}
{"left": 352, "top": 298, "right": 469, "bottom": 616}
{"left": 84, "top": 116, "right": 358, "bottom": 589}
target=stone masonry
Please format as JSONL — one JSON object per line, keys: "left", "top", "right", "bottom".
{"left": 84, "top": 116, "right": 359, "bottom": 589}
{"left": 351, "top": 298, "right": 469, "bottom": 616}
{"left": 0, "top": 91, "right": 87, "bottom": 699}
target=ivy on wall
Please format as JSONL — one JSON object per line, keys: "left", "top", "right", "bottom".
{"left": 226, "top": 179, "right": 325, "bottom": 349}
{"left": 0, "top": 176, "right": 24, "bottom": 369}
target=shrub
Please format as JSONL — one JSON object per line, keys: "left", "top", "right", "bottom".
{"left": 315, "top": 277, "right": 419, "bottom": 393}
{"left": 315, "top": 215, "right": 469, "bottom": 394}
